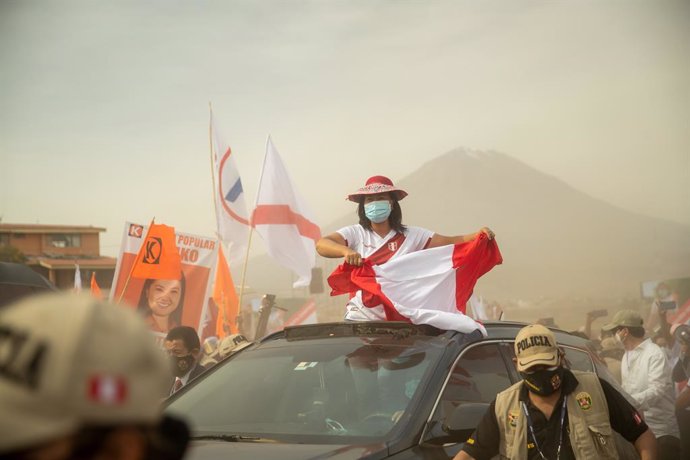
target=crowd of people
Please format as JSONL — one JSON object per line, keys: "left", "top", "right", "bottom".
{"left": 585, "top": 307, "right": 690, "bottom": 459}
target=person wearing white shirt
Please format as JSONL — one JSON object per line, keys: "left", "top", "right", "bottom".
{"left": 316, "top": 175, "right": 494, "bottom": 322}
{"left": 603, "top": 309, "right": 680, "bottom": 460}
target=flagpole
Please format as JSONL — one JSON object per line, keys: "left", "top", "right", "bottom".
{"left": 238, "top": 135, "right": 271, "bottom": 311}
{"left": 237, "top": 226, "right": 254, "bottom": 312}
{"left": 207, "top": 102, "right": 229, "bottom": 332}
{"left": 117, "top": 217, "right": 155, "bottom": 304}
{"left": 208, "top": 101, "right": 239, "bottom": 329}
{"left": 208, "top": 102, "right": 222, "bottom": 224}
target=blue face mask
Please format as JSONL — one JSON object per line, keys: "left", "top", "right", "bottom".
{"left": 364, "top": 200, "right": 392, "bottom": 223}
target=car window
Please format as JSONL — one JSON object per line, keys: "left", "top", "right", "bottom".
{"left": 562, "top": 346, "right": 594, "bottom": 372}
{"left": 166, "top": 338, "right": 446, "bottom": 443}
{"left": 435, "top": 343, "right": 513, "bottom": 419}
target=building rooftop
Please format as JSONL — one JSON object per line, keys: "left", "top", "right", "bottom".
{"left": 0, "top": 223, "right": 106, "bottom": 234}
{"left": 30, "top": 256, "right": 117, "bottom": 270}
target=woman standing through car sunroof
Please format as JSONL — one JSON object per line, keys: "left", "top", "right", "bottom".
{"left": 316, "top": 175, "right": 494, "bottom": 322}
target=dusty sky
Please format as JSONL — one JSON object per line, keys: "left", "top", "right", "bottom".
{"left": 1, "top": 0, "right": 688, "bottom": 257}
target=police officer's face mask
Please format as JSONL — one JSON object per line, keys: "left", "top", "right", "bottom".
{"left": 520, "top": 365, "right": 564, "bottom": 396}
{"left": 171, "top": 354, "right": 195, "bottom": 377}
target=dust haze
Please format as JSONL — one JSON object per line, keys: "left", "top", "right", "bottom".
{"left": 1, "top": 1, "right": 689, "bottom": 331}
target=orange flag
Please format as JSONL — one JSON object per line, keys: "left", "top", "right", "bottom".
{"left": 214, "top": 246, "right": 239, "bottom": 337}
{"left": 90, "top": 272, "right": 103, "bottom": 299}
{"left": 131, "top": 223, "right": 182, "bottom": 280}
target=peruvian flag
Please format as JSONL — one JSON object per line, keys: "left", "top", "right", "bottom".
{"left": 328, "top": 234, "right": 502, "bottom": 335}
{"left": 87, "top": 375, "right": 128, "bottom": 405}
{"left": 252, "top": 137, "right": 321, "bottom": 287}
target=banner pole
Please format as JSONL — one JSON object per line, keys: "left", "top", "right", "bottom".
{"left": 207, "top": 103, "right": 230, "bottom": 333}
{"left": 237, "top": 226, "right": 254, "bottom": 313}
{"left": 117, "top": 217, "right": 155, "bottom": 304}
{"left": 208, "top": 102, "right": 222, "bottom": 224}
{"left": 238, "top": 135, "right": 271, "bottom": 321}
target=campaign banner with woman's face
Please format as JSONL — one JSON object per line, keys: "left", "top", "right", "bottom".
{"left": 110, "top": 222, "right": 219, "bottom": 340}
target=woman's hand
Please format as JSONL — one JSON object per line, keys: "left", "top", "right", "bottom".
{"left": 480, "top": 227, "right": 495, "bottom": 240}
{"left": 344, "top": 248, "right": 363, "bottom": 266}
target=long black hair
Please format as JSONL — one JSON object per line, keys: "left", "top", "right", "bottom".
{"left": 357, "top": 194, "right": 406, "bottom": 234}
{"left": 136, "top": 272, "right": 186, "bottom": 327}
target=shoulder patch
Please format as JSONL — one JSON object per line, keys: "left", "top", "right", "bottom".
{"left": 576, "top": 391, "right": 592, "bottom": 411}
{"left": 508, "top": 410, "right": 519, "bottom": 427}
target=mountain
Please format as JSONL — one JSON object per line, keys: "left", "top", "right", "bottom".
{"left": 243, "top": 148, "right": 690, "bottom": 302}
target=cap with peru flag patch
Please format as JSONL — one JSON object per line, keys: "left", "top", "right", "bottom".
{"left": 0, "top": 292, "right": 172, "bottom": 453}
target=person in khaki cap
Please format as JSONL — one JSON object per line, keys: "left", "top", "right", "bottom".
{"left": 454, "top": 324, "right": 656, "bottom": 460}
{"left": 602, "top": 309, "right": 681, "bottom": 460}
{"left": 0, "top": 292, "right": 190, "bottom": 459}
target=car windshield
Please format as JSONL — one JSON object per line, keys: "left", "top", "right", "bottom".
{"left": 166, "top": 334, "right": 446, "bottom": 443}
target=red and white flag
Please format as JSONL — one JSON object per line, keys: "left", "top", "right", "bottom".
{"left": 211, "top": 111, "right": 250, "bottom": 264}
{"left": 252, "top": 137, "right": 321, "bottom": 287}
{"left": 328, "top": 234, "right": 503, "bottom": 335}
{"left": 88, "top": 375, "right": 128, "bottom": 405}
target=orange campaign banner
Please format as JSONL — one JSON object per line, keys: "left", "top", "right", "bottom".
{"left": 110, "top": 221, "right": 219, "bottom": 342}
{"left": 90, "top": 272, "right": 103, "bottom": 299}
{"left": 130, "top": 223, "right": 182, "bottom": 280}
{"left": 213, "top": 245, "right": 239, "bottom": 338}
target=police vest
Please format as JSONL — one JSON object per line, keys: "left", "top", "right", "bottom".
{"left": 494, "top": 370, "right": 619, "bottom": 460}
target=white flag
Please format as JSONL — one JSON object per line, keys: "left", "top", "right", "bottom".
{"left": 211, "top": 111, "right": 250, "bottom": 264}
{"left": 252, "top": 137, "right": 321, "bottom": 287}
{"left": 74, "top": 264, "right": 82, "bottom": 291}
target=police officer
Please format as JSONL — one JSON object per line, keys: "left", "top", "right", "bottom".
{"left": 454, "top": 324, "right": 657, "bottom": 460}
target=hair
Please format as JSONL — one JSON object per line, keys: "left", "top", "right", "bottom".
{"left": 136, "top": 273, "right": 186, "bottom": 328}
{"left": 357, "top": 193, "right": 406, "bottom": 234}
{"left": 166, "top": 326, "right": 201, "bottom": 352}
{"left": 616, "top": 325, "right": 645, "bottom": 338}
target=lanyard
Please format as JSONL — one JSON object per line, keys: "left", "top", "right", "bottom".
{"left": 520, "top": 395, "right": 568, "bottom": 460}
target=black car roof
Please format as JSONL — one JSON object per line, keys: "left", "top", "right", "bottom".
{"left": 481, "top": 321, "right": 588, "bottom": 347}
{"left": 260, "top": 320, "right": 591, "bottom": 350}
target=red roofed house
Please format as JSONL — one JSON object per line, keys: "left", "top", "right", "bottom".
{"left": 0, "top": 223, "right": 116, "bottom": 291}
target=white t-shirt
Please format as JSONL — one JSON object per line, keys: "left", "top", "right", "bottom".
{"left": 336, "top": 224, "right": 434, "bottom": 321}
